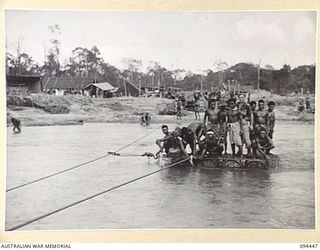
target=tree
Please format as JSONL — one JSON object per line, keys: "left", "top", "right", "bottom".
{"left": 122, "top": 58, "right": 142, "bottom": 82}
{"left": 6, "top": 51, "right": 40, "bottom": 75}
{"left": 64, "top": 46, "right": 104, "bottom": 78}
{"left": 213, "top": 59, "right": 229, "bottom": 88}
{"left": 101, "top": 63, "right": 121, "bottom": 84}
{"left": 43, "top": 25, "right": 62, "bottom": 76}
{"left": 264, "top": 64, "right": 274, "bottom": 70}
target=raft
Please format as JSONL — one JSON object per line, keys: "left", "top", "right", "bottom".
{"left": 164, "top": 153, "right": 280, "bottom": 169}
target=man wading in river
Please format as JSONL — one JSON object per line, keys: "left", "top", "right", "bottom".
{"left": 11, "top": 117, "right": 21, "bottom": 133}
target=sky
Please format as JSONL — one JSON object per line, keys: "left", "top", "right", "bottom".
{"left": 5, "top": 10, "right": 317, "bottom": 72}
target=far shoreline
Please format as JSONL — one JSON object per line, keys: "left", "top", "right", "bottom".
{"left": 6, "top": 92, "right": 315, "bottom": 127}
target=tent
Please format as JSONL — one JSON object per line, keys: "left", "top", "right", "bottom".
{"left": 83, "top": 82, "right": 119, "bottom": 98}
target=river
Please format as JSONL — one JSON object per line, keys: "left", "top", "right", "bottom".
{"left": 5, "top": 121, "right": 315, "bottom": 230}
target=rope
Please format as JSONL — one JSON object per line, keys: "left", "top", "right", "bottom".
{"left": 6, "top": 126, "right": 160, "bottom": 192}
{"left": 7, "top": 157, "right": 190, "bottom": 231}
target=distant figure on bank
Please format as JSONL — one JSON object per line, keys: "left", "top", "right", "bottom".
{"left": 11, "top": 117, "right": 21, "bottom": 133}
{"left": 305, "top": 97, "right": 311, "bottom": 110}
{"left": 141, "top": 112, "right": 151, "bottom": 126}
{"left": 194, "top": 99, "right": 201, "bottom": 120}
{"left": 176, "top": 99, "right": 182, "bottom": 120}
{"left": 180, "top": 92, "right": 186, "bottom": 108}
{"left": 297, "top": 99, "right": 305, "bottom": 112}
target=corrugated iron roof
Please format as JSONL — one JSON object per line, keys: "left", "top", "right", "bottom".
{"left": 42, "top": 76, "right": 102, "bottom": 89}
{"left": 93, "top": 82, "right": 117, "bottom": 91}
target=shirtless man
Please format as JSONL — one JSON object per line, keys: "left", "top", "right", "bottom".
{"left": 178, "top": 126, "right": 197, "bottom": 156}
{"left": 169, "top": 127, "right": 190, "bottom": 159}
{"left": 253, "top": 128, "right": 275, "bottom": 158}
{"left": 199, "top": 129, "right": 224, "bottom": 159}
{"left": 187, "top": 122, "right": 206, "bottom": 149}
{"left": 253, "top": 99, "right": 269, "bottom": 134}
{"left": 238, "top": 94, "right": 253, "bottom": 157}
{"left": 203, "top": 100, "right": 220, "bottom": 138}
{"left": 155, "top": 125, "right": 172, "bottom": 156}
{"left": 218, "top": 101, "right": 228, "bottom": 154}
{"left": 267, "top": 101, "right": 275, "bottom": 139}
{"left": 194, "top": 99, "right": 201, "bottom": 120}
{"left": 227, "top": 98, "right": 243, "bottom": 156}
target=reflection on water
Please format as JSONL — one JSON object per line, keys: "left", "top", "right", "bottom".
{"left": 6, "top": 122, "right": 315, "bottom": 230}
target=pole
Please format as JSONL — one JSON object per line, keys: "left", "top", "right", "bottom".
{"left": 257, "top": 58, "right": 261, "bottom": 90}
{"left": 138, "top": 79, "right": 141, "bottom": 97}
{"left": 123, "top": 77, "right": 127, "bottom": 96}
{"left": 200, "top": 75, "right": 203, "bottom": 93}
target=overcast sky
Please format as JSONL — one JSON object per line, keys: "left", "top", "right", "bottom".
{"left": 5, "top": 10, "right": 317, "bottom": 72}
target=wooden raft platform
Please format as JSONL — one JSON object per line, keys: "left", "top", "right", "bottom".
{"left": 164, "top": 154, "right": 280, "bottom": 169}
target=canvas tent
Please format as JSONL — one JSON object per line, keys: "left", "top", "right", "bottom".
{"left": 83, "top": 82, "right": 119, "bottom": 98}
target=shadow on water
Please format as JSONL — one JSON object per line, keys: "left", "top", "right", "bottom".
{"left": 197, "top": 167, "right": 272, "bottom": 193}
{"left": 159, "top": 164, "right": 195, "bottom": 185}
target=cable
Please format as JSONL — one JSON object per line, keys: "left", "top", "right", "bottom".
{"left": 7, "top": 157, "right": 190, "bottom": 231}
{"left": 6, "top": 126, "right": 160, "bottom": 192}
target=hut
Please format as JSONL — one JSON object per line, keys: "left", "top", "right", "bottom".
{"left": 83, "top": 82, "right": 119, "bottom": 98}
{"left": 41, "top": 76, "right": 103, "bottom": 95}
{"left": 6, "top": 75, "right": 42, "bottom": 95}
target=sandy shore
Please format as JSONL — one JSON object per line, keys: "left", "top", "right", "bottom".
{"left": 6, "top": 94, "right": 315, "bottom": 127}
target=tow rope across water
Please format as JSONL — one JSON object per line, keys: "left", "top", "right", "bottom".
{"left": 6, "top": 126, "right": 160, "bottom": 192}
{"left": 7, "top": 157, "right": 190, "bottom": 231}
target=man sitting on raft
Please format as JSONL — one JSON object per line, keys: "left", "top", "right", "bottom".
{"left": 198, "top": 129, "right": 224, "bottom": 159}
{"left": 168, "top": 127, "right": 190, "bottom": 158}
{"left": 179, "top": 126, "right": 197, "bottom": 155}
{"left": 155, "top": 125, "right": 189, "bottom": 158}
{"left": 155, "top": 125, "right": 172, "bottom": 156}
{"left": 251, "top": 127, "right": 275, "bottom": 159}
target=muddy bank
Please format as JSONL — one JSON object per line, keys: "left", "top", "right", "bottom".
{"left": 6, "top": 94, "right": 314, "bottom": 127}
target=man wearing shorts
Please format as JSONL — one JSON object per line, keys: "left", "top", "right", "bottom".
{"left": 238, "top": 94, "right": 253, "bottom": 157}
{"left": 227, "top": 98, "right": 243, "bottom": 156}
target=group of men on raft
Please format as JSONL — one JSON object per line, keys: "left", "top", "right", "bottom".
{"left": 156, "top": 93, "right": 276, "bottom": 160}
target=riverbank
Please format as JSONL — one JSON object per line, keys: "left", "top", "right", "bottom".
{"left": 6, "top": 93, "right": 315, "bottom": 127}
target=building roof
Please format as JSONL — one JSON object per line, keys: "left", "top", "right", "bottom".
{"left": 84, "top": 82, "right": 118, "bottom": 92}
{"left": 42, "top": 76, "right": 103, "bottom": 89}
{"left": 7, "top": 75, "right": 41, "bottom": 86}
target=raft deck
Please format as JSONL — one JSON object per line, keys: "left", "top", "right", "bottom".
{"left": 165, "top": 154, "right": 280, "bottom": 169}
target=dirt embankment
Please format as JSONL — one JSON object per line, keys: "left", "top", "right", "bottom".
{"left": 6, "top": 92, "right": 314, "bottom": 127}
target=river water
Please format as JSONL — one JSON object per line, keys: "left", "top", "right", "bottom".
{"left": 6, "top": 122, "right": 315, "bottom": 230}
